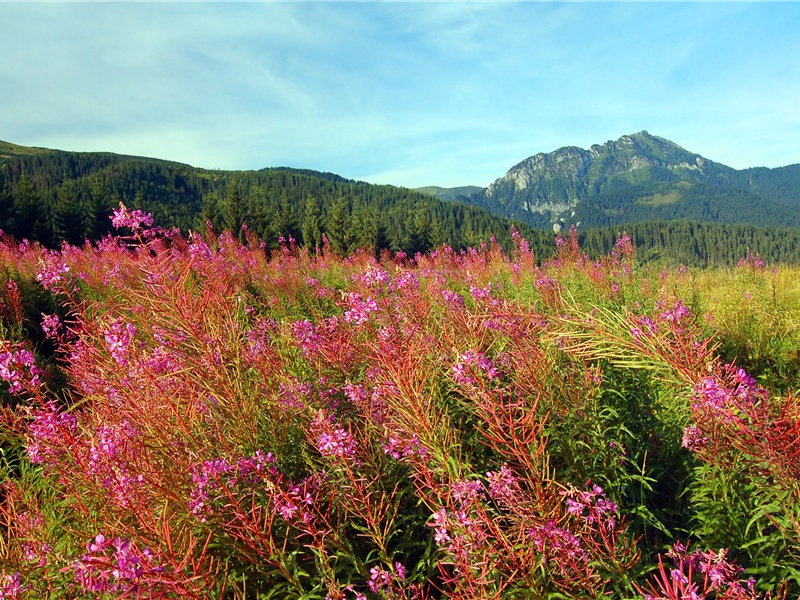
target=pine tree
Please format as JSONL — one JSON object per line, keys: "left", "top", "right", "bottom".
{"left": 301, "top": 195, "right": 323, "bottom": 251}
{"left": 224, "top": 179, "right": 246, "bottom": 240}
{"left": 326, "top": 196, "right": 355, "bottom": 256}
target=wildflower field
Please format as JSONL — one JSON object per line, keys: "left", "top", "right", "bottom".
{"left": 1, "top": 206, "right": 799, "bottom": 599}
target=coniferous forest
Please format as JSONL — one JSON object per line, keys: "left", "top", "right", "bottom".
{"left": 3, "top": 140, "right": 800, "bottom": 266}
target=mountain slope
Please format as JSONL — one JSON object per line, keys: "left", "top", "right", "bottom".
{"left": 0, "top": 140, "right": 548, "bottom": 255}
{"left": 458, "top": 131, "right": 800, "bottom": 230}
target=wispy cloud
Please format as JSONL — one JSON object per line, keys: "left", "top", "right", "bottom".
{"left": 2, "top": 2, "right": 799, "bottom": 187}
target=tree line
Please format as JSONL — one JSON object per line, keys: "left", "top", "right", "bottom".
{"left": 2, "top": 147, "right": 800, "bottom": 266}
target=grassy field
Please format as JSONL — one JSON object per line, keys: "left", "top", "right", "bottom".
{"left": 0, "top": 210, "right": 798, "bottom": 599}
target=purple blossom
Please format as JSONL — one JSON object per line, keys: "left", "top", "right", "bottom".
{"left": 395, "top": 270, "right": 420, "bottom": 290}
{"left": 560, "top": 482, "right": 618, "bottom": 530}
{"left": 367, "top": 565, "right": 394, "bottom": 594}
{"left": 469, "top": 283, "right": 494, "bottom": 302}
{"left": 343, "top": 292, "right": 379, "bottom": 326}
{"left": 440, "top": 289, "right": 465, "bottom": 307}
{"left": 451, "top": 478, "right": 484, "bottom": 506}
{"left": 26, "top": 401, "right": 78, "bottom": 467}
{"left": 103, "top": 320, "right": 137, "bottom": 366}
{"left": 528, "top": 520, "right": 589, "bottom": 573}
{"left": 452, "top": 349, "right": 501, "bottom": 386}
{"left": 382, "top": 433, "right": 428, "bottom": 460}
{"left": 360, "top": 266, "right": 390, "bottom": 289}
{"left": 486, "top": 465, "right": 519, "bottom": 504}
{"left": 292, "top": 319, "right": 321, "bottom": 356}
{"left": 311, "top": 414, "right": 357, "bottom": 460}
{"left": 110, "top": 203, "right": 154, "bottom": 231}
{"left": 682, "top": 425, "right": 709, "bottom": 452}
{"left": 0, "top": 345, "right": 42, "bottom": 394}
{"left": 72, "top": 533, "right": 163, "bottom": 594}
{"left": 35, "top": 256, "right": 70, "bottom": 293}
{"left": 0, "top": 571, "right": 24, "bottom": 598}
{"left": 40, "top": 313, "right": 62, "bottom": 338}
{"left": 659, "top": 299, "right": 690, "bottom": 324}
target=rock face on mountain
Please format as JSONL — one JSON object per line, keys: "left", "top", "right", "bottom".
{"left": 446, "top": 131, "right": 800, "bottom": 230}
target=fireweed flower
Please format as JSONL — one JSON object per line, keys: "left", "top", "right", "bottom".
{"left": 88, "top": 421, "right": 145, "bottom": 509}
{"left": 360, "top": 266, "right": 390, "bottom": 290}
{"left": 35, "top": 254, "right": 70, "bottom": 293}
{"left": 691, "top": 366, "right": 764, "bottom": 425}
{"left": 430, "top": 508, "right": 452, "bottom": 547}
{"left": 439, "top": 289, "right": 465, "bottom": 307}
{"left": 187, "top": 451, "right": 275, "bottom": 523}
{"left": 652, "top": 542, "right": 759, "bottom": 598}
{"left": 278, "top": 379, "right": 312, "bottom": 410}
{"left": 26, "top": 401, "right": 78, "bottom": 467}
{"left": 382, "top": 433, "right": 428, "bottom": 460}
{"left": 486, "top": 465, "right": 519, "bottom": 505}
{"left": 310, "top": 413, "right": 357, "bottom": 460}
{"left": 0, "top": 345, "right": 42, "bottom": 395}
{"left": 452, "top": 350, "right": 501, "bottom": 386}
{"left": 292, "top": 319, "right": 321, "bottom": 356}
{"left": 681, "top": 425, "right": 709, "bottom": 452}
{"left": 343, "top": 292, "right": 379, "bottom": 326}
{"left": 71, "top": 533, "right": 164, "bottom": 594}
{"left": 103, "top": 319, "right": 137, "bottom": 367}
{"left": 110, "top": 203, "right": 154, "bottom": 231}
{"left": 394, "top": 270, "right": 420, "bottom": 290}
{"left": 658, "top": 299, "right": 690, "bottom": 324}
{"left": 528, "top": 520, "right": 590, "bottom": 574}
{"left": 0, "top": 572, "right": 24, "bottom": 598}
{"left": 40, "top": 313, "right": 62, "bottom": 338}
{"left": 468, "top": 283, "right": 497, "bottom": 305}
{"left": 560, "top": 483, "right": 618, "bottom": 531}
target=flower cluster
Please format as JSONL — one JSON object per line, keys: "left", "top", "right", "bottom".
{"left": 640, "top": 542, "right": 760, "bottom": 600}
{"left": 485, "top": 465, "right": 519, "bottom": 506}
{"left": 188, "top": 451, "right": 276, "bottom": 523}
{"left": 343, "top": 292, "right": 379, "bottom": 326}
{"left": 0, "top": 572, "right": 24, "bottom": 599}
{"left": 528, "top": 520, "right": 590, "bottom": 575}
{"left": 310, "top": 413, "right": 357, "bottom": 460}
{"left": 292, "top": 319, "right": 321, "bottom": 356}
{"left": 35, "top": 255, "right": 70, "bottom": 293}
{"left": 103, "top": 319, "right": 137, "bottom": 367}
{"left": 40, "top": 313, "right": 62, "bottom": 339}
{"left": 110, "top": 203, "right": 154, "bottom": 231}
{"left": 0, "top": 344, "right": 42, "bottom": 394}
{"left": 562, "top": 482, "right": 618, "bottom": 531}
{"left": 26, "top": 401, "right": 78, "bottom": 467}
{"left": 71, "top": 533, "right": 164, "bottom": 594}
{"left": 452, "top": 349, "right": 501, "bottom": 387}
{"left": 382, "top": 433, "right": 428, "bottom": 461}
{"left": 87, "top": 421, "right": 144, "bottom": 509}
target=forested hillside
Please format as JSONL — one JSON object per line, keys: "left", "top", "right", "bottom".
{"left": 3, "top": 139, "right": 800, "bottom": 266}
{"left": 0, "top": 140, "right": 547, "bottom": 256}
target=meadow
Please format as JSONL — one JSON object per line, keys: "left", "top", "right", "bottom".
{"left": 0, "top": 205, "right": 799, "bottom": 599}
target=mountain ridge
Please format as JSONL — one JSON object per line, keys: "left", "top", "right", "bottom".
{"left": 425, "top": 131, "right": 800, "bottom": 231}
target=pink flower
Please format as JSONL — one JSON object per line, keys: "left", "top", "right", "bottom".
{"left": 110, "top": 203, "right": 154, "bottom": 231}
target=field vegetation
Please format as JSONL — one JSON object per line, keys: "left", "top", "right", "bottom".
{"left": 0, "top": 206, "right": 798, "bottom": 598}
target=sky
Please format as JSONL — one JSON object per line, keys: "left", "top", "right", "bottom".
{"left": 2, "top": 2, "right": 799, "bottom": 189}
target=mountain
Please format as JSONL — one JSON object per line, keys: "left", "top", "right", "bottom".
{"left": 432, "top": 131, "right": 800, "bottom": 231}
{"left": 415, "top": 185, "right": 484, "bottom": 202}
{"left": 0, "top": 139, "right": 550, "bottom": 256}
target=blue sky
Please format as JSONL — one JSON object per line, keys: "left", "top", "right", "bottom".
{"left": 2, "top": 2, "right": 799, "bottom": 188}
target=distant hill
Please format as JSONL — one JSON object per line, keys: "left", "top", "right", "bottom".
{"left": 0, "top": 139, "right": 549, "bottom": 256}
{"left": 415, "top": 185, "right": 484, "bottom": 202}
{"left": 424, "top": 131, "right": 800, "bottom": 231}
